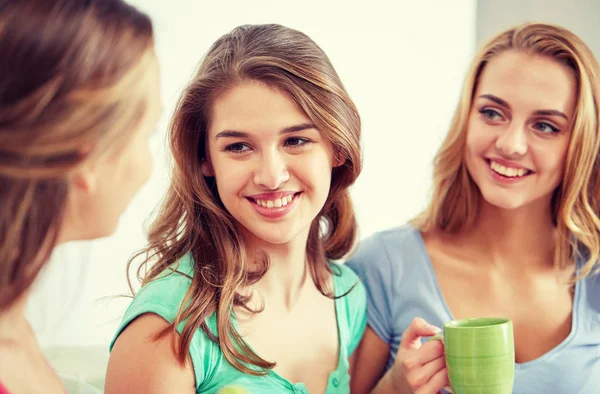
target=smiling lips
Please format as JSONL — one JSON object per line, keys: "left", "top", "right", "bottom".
{"left": 246, "top": 192, "right": 301, "bottom": 219}
{"left": 254, "top": 194, "right": 294, "bottom": 208}
{"left": 488, "top": 159, "right": 532, "bottom": 179}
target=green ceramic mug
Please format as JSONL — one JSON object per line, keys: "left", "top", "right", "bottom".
{"left": 432, "top": 317, "right": 515, "bottom": 394}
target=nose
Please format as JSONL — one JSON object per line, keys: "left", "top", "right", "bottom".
{"left": 496, "top": 122, "right": 528, "bottom": 157}
{"left": 253, "top": 148, "right": 290, "bottom": 189}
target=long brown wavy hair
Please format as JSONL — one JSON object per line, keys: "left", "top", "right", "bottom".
{"left": 0, "top": 0, "right": 154, "bottom": 310}
{"left": 130, "top": 24, "right": 362, "bottom": 374}
{"left": 414, "top": 23, "right": 600, "bottom": 279}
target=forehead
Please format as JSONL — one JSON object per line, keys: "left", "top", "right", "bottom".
{"left": 475, "top": 50, "right": 576, "bottom": 116}
{"left": 208, "top": 81, "right": 311, "bottom": 136}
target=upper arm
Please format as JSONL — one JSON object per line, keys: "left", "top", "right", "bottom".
{"left": 346, "top": 234, "right": 396, "bottom": 344}
{"left": 105, "top": 313, "right": 196, "bottom": 394}
{"left": 350, "top": 326, "right": 390, "bottom": 394}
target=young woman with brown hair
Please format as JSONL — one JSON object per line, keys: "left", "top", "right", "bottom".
{"left": 106, "top": 24, "right": 366, "bottom": 394}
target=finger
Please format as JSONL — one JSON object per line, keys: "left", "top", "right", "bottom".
{"left": 415, "top": 367, "right": 449, "bottom": 394}
{"left": 401, "top": 318, "right": 441, "bottom": 350}
{"left": 413, "top": 338, "right": 445, "bottom": 365}
{"left": 408, "top": 356, "right": 445, "bottom": 389}
{"left": 401, "top": 340, "right": 445, "bottom": 372}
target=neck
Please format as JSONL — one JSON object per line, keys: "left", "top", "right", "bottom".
{"left": 464, "top": 198, "right": 556, "bottom": 271}
{"left": 245, "top": 230, "right": 310, "bottom": 310}
{"left": 0, "top": 291, "right": 32, "bottom": 342}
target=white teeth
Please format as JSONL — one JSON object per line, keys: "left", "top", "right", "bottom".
{"left": 254, "top": 194, "right": 295, "bottom": 208}
{"left": 490, "top": 161, "right": 527, "bottom": 177}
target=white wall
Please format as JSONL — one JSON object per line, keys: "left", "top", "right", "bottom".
{"left": 477, "top": 0, "right": 600, "bottom": 58}
{"left": 27, "top": 0, "right": 476, "bottom": 348}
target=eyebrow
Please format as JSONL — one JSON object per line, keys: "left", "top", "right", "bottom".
{"left": 478, "top": 94, "right": 569, "bottom": 121}
{"left": 215, "top": 123, "right": 317, "bottom": 139}
{"left": 533, "top": 109, "right": 569, "bottom": 120}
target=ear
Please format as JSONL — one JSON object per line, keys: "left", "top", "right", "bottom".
{"left": 70, "top": 165, "right": 96, "bottom": 194}
{"left": 67, "top": 144, "right": 98, "bottom": 193}
{"left": 332, "top": 148, "right": 347, "bottom": 168}
{"left": 201, "top": 158, "right": 215, "bottom": 177}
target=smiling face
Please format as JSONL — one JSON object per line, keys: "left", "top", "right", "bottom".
{"left": 203, "top": 81, "right": 338, "bottom": 248}
{"left": 464, "top": 50, "right": 577, "bottom": 211}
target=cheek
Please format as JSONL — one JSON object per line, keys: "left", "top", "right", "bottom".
{"left": 530, "top": 133, "right": 570, "bottom": 175}
{"left": 466, "top": 119, "right": 491, "bottom": 155}
{"left": 212, "top": 157, "right": 248, "bottom": 200}
{"left": 127, "top": 144, "right": 153, "bottom": 188}
{"left": 293, "top": 150, "right": 333, "bottom": 192}
{"left": 535, "top": 148, "right": 568, "bottom": 180}
{"left": 140, "top": 147, "right": 153, "bottom": 182}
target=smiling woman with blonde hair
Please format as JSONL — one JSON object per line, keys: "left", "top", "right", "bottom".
{"left": 348, "top": 22, "right": 600, "bottom": 394}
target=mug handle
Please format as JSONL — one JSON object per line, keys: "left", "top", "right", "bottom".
{"left": 429, "top": 334, "right": 453, "bottom": 394}
{"left": 430, "top": 333, "right": 443, "bottom": 341}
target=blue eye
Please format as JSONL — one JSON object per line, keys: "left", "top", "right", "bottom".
{"left": 534, "top": 122, "right": 559, "bottom": 133}
{"left": 225, "top": 142, "right": 251, "bottom": 153}
{"left": 284, "top": 137, "right": 311, "bottom": 147}
{"left": 479, "top": 108, "right": 502, "bottom": 120}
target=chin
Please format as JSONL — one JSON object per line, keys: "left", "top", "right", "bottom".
{"left": 255, "top": 232, "right": 298, "bottom": 246}
{"left": 244, "top": 225, "right": 306, "bottom": 247}
{"left": 257, "top": 236, "right": 295, "bottom": 246}
{"left": 480, "top": 191, "right": 528, "bottom": 211}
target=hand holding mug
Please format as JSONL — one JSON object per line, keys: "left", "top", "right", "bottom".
{"left": 389, "top": 317, "right": 450, "bottom": 394}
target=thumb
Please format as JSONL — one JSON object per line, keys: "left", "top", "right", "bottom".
{"left": 400, "top": 317, "right": 441, "bottom": 350}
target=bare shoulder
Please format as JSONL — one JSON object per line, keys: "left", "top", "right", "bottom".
{"left": 422, "top": 228, "right": 468, "bottom": 263}
{"left": 105, "top": 313, "right": 196, "bottom": 394}
{"left": 420, "top": 228, "right": 446, "bottom": 250}
{"left": 420, "top": 229, "right": 446, "bottom": 260}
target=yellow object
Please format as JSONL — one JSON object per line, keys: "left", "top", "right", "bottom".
{"left": 217, "top": 385, "right": 251, "bottom": 394}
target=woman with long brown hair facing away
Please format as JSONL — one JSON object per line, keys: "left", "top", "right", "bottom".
{"left": 106, "top": 24, "right": 366, "bottom": 394}
{"left": 348, "top": 23, "right": 600, "bottom": 394}
{"left": 0, "top": 0, "right": 161, "bottom": 393}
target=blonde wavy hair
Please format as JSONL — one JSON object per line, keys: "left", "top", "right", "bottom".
{"left": 415, "top": 23, "right": 600, "bottom": 279}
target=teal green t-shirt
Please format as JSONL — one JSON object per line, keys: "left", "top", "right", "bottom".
{"left": 110, "top": 253, "right": 367, "bottom": 394}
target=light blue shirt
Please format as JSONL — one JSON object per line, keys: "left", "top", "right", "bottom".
{"left": 346, "top": 224, "right": 600, "bottom": 394}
